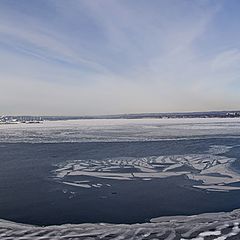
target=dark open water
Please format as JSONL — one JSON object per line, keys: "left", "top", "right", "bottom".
{"left": 1, "top": 138, "right": 240, "bottom": 226}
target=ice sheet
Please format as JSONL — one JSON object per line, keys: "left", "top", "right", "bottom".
{"left": 1, "top": 118, "right": 240, "bottom": 143}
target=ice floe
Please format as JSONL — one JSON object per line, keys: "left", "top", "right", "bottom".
{"left": 52, "top": 145, "right": 240, "bottom": 192}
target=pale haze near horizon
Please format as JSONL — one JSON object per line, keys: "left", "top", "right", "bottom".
{"left": 0, "top": 0, "right": 240, "bottom": 116}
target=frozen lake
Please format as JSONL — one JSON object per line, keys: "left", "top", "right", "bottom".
{"left": 1, "top": 118, "right": 240, "bottom": 239}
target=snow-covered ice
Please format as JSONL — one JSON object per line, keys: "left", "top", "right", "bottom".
{"left": 1, "top": 118, "right": 240, "bottom": 143}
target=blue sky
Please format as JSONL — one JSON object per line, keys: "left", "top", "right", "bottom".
{"left": 0, "top": 0, "right": 240, "bottom": 115}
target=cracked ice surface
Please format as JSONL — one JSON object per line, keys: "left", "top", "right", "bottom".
{"left": 53, "top": 145, "right": 240, "bottom": 192}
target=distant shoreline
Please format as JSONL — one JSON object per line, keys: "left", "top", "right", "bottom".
{"left": 1, "top": 110, "right": 240, "bottom": 122}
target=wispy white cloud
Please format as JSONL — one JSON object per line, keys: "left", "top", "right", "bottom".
{"left": 0, "top": 0, "right": 240, "bottom": 115}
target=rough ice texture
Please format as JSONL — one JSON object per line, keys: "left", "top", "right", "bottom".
{"left": 53, "top": 145, "right": 240, "bottom": 192}
{"left": 1, "top": 209, "right": 240, "bottom": 239}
